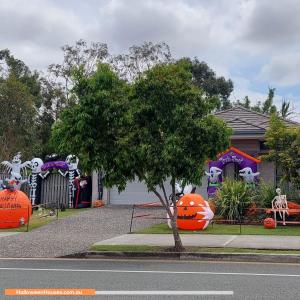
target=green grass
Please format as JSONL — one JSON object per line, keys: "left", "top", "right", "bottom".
{"left": 136, "top": 223, "right": 300, "bottom": 236}
{"left": 90, "top": 244, "right": 300, "bottom": 254}
{"left": 0, "top": 208, "right": 91, "bottom": 232}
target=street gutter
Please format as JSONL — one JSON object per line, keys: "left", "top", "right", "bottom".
{"left": 63, "top": 251, "right": 300, "bottom": 263}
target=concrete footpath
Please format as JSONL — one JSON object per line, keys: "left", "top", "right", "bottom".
{"left": 94, "top": 234, "right": 300, "bottom": 250}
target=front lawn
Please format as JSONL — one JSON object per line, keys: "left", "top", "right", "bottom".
{"left": 0, "top": 208, "right": 91, "bottom": 232}
{"left": 136, "top": 223, "right": 300, "bottom": 236}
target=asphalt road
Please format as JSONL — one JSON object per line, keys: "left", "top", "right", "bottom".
{"left": 0, "top": 258, "right": 299, "bottom": 300}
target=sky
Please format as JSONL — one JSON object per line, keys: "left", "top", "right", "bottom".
{"left": 1, "top": 0, "right": 300, "bottom": 119}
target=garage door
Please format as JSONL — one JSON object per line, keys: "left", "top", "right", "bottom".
{"left": 109, "top": 180, "right": 172, "bottom": 205}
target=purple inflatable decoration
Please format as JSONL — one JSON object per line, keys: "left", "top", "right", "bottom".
{"left": 41, "top": 161, "right": 69, "bottom": 171}
{"left": 207, "top": 147, "right": 261, "bottom": 197}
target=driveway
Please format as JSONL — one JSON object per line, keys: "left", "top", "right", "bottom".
{"left": 0, "top": 206, "right": 164, "bottom": 258}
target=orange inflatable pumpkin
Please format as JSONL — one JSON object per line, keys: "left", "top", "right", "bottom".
{"left": 264, "top": 218, "right": 276, "bottom": 229}
{"left": 176, "top": 194, "right": 214, "bottom": 230}
{"left": 0, "top": 189, "right": 32, "bottom": 229}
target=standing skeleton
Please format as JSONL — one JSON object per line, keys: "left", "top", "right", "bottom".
{"left": 29, "top": 158, "right": 49, "bottom": 206}
{"left": 59, "top": 155, "right": 80, "bottom": 208}
{"left": 272, "top": 188, "right": 289, "bottom": 225}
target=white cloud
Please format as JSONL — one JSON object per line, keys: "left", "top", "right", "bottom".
{"left": 0, "top": 0, "right": 299, "bottom": 112}
{"left": 258, "top": 53, "right": 300, "bottom": 87}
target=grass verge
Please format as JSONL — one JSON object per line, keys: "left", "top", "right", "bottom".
{"left": 136, "top": 223, "right": 300, "bottom": 236}
{"left": 90, "top": 244, "right": 300, "bottom": 254}
{"left": 0, "top": 208, "right": 91, "bottom": 232}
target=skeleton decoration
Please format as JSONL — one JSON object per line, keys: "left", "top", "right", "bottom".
{"left": 239, "top": 167, "right": 260, "bottom": 184}
{"left": 205, "top": 167, "right": 223, "bottom": 186}
{"left": 272, "top": 188, "right": 289, "bottom": 225}
{"left": 59, "top": 155, "right": 80, "bottom": 208}
{"left": 175, "top": 181, "right": 194, "bottom": 195}
{"left": 0, "top": 152, "right": 30, "bottom": 190}
{"left": 28, "top": 158, "right": 49, "bottom": 206}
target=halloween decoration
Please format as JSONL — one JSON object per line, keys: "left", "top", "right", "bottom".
{"left": 59, "top": 155, "right": 80, "bottom": 208}
{"left": 176, "top": 194, "right": 214, "bottom": 230}
{"left": 205, "top": 166, "right": 222, "bottom": 187}
{"left": 0, "top": 188, "right": 32, "bottom": 228}
{"left": 168, "top": 181, "right": 195, "bottom": 204}
{"left": 239, "top": 167, "right": 260, "bottom": 185}
{"left": 28, "top": 158, "right": 49, "bottom": 205}
{"left": 264, "top": 218, "right": 276, "bottom": 229}
{"left": 271, "top": 188, "right": 289, "bottom": 225}
{"left": 207, "top": 147, "right": 261, "bottom": 197}
{"left": 0, "top": 152, "right": 30, "bottom": 189}
{"left": 73, "top": 176, "right": 92, "bottom": 208}
{"left": 93, "top": 200, "right": 105, "bottom": 208}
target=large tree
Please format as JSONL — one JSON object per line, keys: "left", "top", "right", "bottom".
{"left": 178, "top": 58, "right": 234, "bottom": 110}
{"left": 0, "top": 75, "right": 37, "bottom": 159}
{"left": 264, "top": 114, "right": 300, "bottom": 187}
{"left": 52, "top": 62, "right": 231, "bottom": 251}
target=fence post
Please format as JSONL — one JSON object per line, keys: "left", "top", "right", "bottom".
{"left": 129, "top": 205, "right": 135, "bottom": 234}
{"left": 27, "top": 205, "right": 30, "bottom": 232}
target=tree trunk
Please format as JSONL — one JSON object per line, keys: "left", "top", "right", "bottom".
{"left": 152, "top": 183, "right": 184, "bottom": 252}
{"left": 170, "top": 177, "right": 184, "bottom": 252}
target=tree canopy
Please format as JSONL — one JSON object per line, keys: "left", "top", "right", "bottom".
{"left": 51, "top": 61, "right": 232, "bottom": 250}
{"left": 264, "top": 113, "right": 300, "bottom": 188}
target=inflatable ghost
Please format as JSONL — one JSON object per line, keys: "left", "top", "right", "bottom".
{"left": 239, "top": 167, "right": 260, "bottom": 184}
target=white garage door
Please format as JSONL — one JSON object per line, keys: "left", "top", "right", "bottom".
{"left": 109, "top": 180, "right": 173, "bottom": 205}
{"left": 108, "top": 177, "right": 208, "bottom": 205}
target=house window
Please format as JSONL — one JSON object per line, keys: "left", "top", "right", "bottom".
{"left": 260, "top": 141, "right": 269, "bottom": 151}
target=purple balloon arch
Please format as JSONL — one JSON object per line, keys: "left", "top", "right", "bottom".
{"left": 207, "top": 147, "right": 261, "bottom": 197}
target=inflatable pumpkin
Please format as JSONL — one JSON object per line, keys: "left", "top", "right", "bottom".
{"left": 264, "top": 218, "right": 276, "bottom": 229}
{"left": 176, "top": 194, "right": 214, "bottom": 230}
{"left": 0, "top": 189, "right": 32, "bottom": 228}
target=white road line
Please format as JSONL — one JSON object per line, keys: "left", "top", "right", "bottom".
{"left": 0, "top": 267, "right": 299, "bottom": 277}
{"left": 95, "top": 291, "right": 233, "bottom": 295}
{"left": 222, "top": 235, "right": 237, "bottom": 246}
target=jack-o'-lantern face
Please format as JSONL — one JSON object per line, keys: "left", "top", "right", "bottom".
{"left": 176, "top": 194, "right": 214, "bottom": 230}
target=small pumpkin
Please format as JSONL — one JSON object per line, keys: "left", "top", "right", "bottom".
{"left": 176, "top": 194, "right": 214, "bottom": 230}
{"left": 264, "top": 217, "right": 276, "bottom": 229}
{"left": 93, "top": 200, "right": 104, "bottom": 208}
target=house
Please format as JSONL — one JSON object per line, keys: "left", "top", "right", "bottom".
{"left": 96, "top": 106, "right": 297, "bottom": 205}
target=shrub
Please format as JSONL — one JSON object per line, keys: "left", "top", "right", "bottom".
{"left": 215, "top": 179, "right": 253, "bottom": 220}
{"left": 251, "top": 180, "right": 277, "bottom": 208}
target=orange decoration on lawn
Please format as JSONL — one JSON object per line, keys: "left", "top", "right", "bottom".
{"left": 264, "top": 218, "right": 276, "bottom": 229}
{"left": 93, "top": 200, "right": 104, "bottom": 208}
{"left": 176, "top": 194, "right": 214, "bottom": 230}
{"left": 0, "top": 189, "right": 32, "bottom": 229}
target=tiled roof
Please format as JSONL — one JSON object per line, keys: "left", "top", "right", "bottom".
{"left": 214, "top": 105, "right": 297, "bottom": 136}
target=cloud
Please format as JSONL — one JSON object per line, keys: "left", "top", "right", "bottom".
{"left": 258, "top": 53, "right": 300, "bottom": 86}
{"left": 242, "top": 0, "right": 300, "bottom": 49}
{"left": 0, "top": 0, "right": 299, "bottom": 115}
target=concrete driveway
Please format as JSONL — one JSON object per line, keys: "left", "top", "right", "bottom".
{"left": 0, "top": 206, "right": 164, "bottom": 258}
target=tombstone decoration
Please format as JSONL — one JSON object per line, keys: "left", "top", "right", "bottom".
{"left": 28, "top": 158, "right": 49, "bottom": 206}
{"left": 59, "top": 155, "right": 80, "bottom": 208}
{"left": 0, "top": 152, "right": 30, "bottom": 190}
